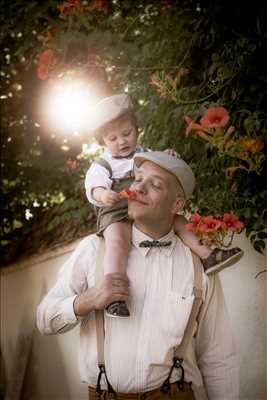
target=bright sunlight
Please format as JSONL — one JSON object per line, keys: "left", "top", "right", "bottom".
{"left": 43, "top": 75, "right": 99, "bottom": 135}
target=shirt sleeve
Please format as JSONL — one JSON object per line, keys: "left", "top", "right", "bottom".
{"left": 36, "top": 236, "right": 97, "bottom": 335}
{"left": 195, "top": 274, "right": 240, "bottom": 400}
{"left": 84, "top": 162, "right": 113, "bottom": 207}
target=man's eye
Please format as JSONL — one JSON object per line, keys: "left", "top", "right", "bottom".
{"left": 152, "top": 182, "right": 162, "bottom": 189}
{"left": 109, "top": 137, "right": 116, "bottom": 142}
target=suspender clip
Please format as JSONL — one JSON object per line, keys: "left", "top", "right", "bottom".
{"left": 96, "top": 364, "right": 105, "bottom": 395}
{"left": 96, "top": 363, "right": 117, "bottom": 399}
{"left": 173, "top": 357, "right": 183, "bottom": 369}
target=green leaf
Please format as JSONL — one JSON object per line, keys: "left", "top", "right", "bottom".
{"left": 13, "top": 219, "right": 23, "bottom": 229}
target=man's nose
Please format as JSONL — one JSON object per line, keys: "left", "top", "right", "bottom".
{"left": 133, "top": 181, "right": 146, "bottom": 193}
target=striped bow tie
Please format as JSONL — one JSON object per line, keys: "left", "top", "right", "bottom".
{"left": 139, "top": 240, "right": 172, "bottom": 248}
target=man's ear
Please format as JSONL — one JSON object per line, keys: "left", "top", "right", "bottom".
{"left": 172, "top": 197, "right": 185, "bottom": 215}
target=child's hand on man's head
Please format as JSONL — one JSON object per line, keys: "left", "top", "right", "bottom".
{"left": 101, "top": 190, "right": 121, "bottom": 206}
{"left": 164, "top": 148, "right": 179, "bottom": 157}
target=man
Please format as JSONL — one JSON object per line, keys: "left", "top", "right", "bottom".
{"left": 37, "top": 151, "right": 239, "bottom": 400}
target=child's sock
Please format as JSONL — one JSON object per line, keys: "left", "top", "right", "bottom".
{"left": 202, "top": 247, "right": 244, "bottom": 275}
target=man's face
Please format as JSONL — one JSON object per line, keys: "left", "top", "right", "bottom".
{"left": 128, "top": 161, "right": 183, "bottom": 226}
{"left": 102, "top": 118, "right": 138, "bottom": 157}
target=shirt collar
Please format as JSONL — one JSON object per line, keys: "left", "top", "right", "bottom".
{"left": 132, "top": 224, "right": 178, "bottom": 257}
{"left": 106, "top": 145, "right": 144, "bottom": 160}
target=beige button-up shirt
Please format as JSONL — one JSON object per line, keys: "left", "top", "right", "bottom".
{"left": 37, "top": 226, "right": 239, "bottom": 400}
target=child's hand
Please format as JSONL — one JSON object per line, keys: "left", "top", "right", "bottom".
{"left": 101, "top": 190, "right": 121, "bottom": 206}
{"left": 164, "top": 148, "right": 179, "bottom": 157}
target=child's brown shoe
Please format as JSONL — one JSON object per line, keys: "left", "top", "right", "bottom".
{"left": 202, "top": 247, "right": 244, "bottom": 275}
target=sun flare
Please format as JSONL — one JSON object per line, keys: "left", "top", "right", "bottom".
{"left": 44, "top": 77, "right": 98, "bottom": 134}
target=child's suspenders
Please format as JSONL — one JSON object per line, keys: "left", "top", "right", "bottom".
{"left": 94, "top": 157, "right": 113, "bottom": 178}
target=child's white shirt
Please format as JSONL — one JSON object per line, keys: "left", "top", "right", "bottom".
{"left": 85, "top": 145, "right": 147, "bottom": 207}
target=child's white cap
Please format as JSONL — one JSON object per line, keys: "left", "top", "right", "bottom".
{"left": 89, "top": 93, "right": 132, "bottom": 131}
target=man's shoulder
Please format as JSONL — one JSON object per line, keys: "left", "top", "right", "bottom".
{"left": 74, "top": 233, "right": 103, "bottom": 255}
{"left": 174, "top": 237, "right": 208, "bottom": 290}
{"left": 174, "top": 235, "right": 195, "bottom": 257}
{"left": 79, "top": 233, "right": 102, "bottom": 245}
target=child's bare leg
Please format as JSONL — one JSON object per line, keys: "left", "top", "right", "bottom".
{"left": 174, "top": 214, "right": 211, "bottom": 258}
{"left": 174, "top": 214, "right": 244, "bottom": 274}
{"left": 103, "top": 221, "right": 132, "bottom": 275}
{"left": 103, "top": 221, "right": 132, "bottom": 317}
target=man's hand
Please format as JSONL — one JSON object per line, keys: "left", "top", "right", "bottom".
{"left": 93, "top": 273, "right": 129, "bottom": 310}
{"left": 164, "top": 148, "right": 179, "bottom": 157}
{"left": 100, "top": 189, "right": 121, "bottom": 206}
{"left": 73, "top": 273, "right": 129, "bottom": 317}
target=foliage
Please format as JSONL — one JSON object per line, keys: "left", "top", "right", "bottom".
{"left": 0, "top": 0, "right": 267, "bottom": 263}
{"left": 184, "top": 107, "right": 265, "bottom": 175}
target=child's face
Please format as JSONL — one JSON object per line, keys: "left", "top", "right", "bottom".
{"left": 102, "top": 118, "right": 138, "bottom": 157}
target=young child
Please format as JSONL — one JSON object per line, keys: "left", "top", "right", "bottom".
{"left": 85, "top": 93, "right": 243, "bottom": 318}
